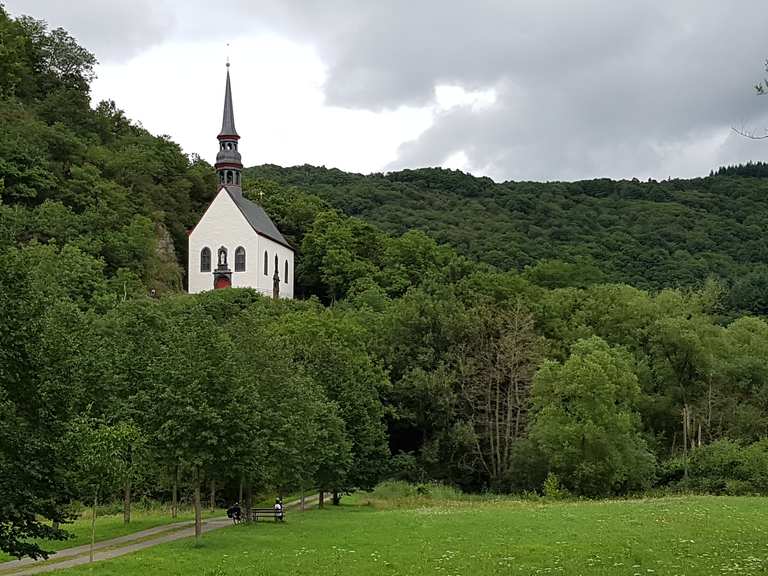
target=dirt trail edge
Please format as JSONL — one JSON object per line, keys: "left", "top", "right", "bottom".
{"left": 1, "top": 495, "right": 320, "bottom": 576}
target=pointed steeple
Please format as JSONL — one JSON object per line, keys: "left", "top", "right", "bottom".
{"left": 215, "top": 62, "right": 243, "bottom": 195}
{"left": 219, "top": 63, "right": 239, "bottom": 138}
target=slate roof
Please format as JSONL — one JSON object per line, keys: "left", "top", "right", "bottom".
{"left": 224, "top": 186, "right": 293, "bottom": 251}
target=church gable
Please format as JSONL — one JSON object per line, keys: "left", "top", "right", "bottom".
{"left": 190, "top": 187, "right": 257, "bottom": 241}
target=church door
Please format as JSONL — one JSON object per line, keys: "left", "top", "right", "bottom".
{"left": 214, "top": 276, "right": 231, "bottom": 289}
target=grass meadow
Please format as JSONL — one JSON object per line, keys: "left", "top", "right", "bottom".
{"left": 0, "top": 507, "right": 222, "bottom": 564}
{"left": 50, "top": 494, "right": 768, "bottom": 576}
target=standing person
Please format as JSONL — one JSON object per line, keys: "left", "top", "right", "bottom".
{"left": 274, "top": 498, "right": 283, "bottom": 522}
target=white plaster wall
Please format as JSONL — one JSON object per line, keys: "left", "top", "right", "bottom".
{"left": 188, "top": 189, "right": 294, "bottom": 298}
{"left": 257, "top": 235, "right": 295, "bottom": 299}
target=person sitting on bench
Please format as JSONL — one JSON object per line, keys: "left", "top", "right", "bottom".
{"left": 273, "top": 498, "right": 283, "bottom": 522}
{"left": 226, "top": 502, "right": 242, "bottom": 524}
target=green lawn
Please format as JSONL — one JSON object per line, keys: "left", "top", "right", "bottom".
{"left": 0, "top": 507, "right": 223, "bottom": 564}
{"left": 52, "top": 495, "right": 768, "bottom": 575}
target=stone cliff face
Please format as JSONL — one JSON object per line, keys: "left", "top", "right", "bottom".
{"left": 156, "top": 222, "right": 177, "bottom": 262}
{"left": 152, "top": 222, "right": 184, "bottom": 293}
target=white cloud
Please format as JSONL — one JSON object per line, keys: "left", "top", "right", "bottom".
{"left": 435, "top": 85, "right": 497, "bottom": 112}
{"left": 442, "top": 150, "right": 470, "bottom": 171}
{"left": 91, "top": 35, "right": 434, "bottom": 173}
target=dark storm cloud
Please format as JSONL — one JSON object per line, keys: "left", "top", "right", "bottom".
{"left": 8, "top": 0, "right": 768, "bottom": 179}
{"left": 3, "top": 0, "right": 176, "bottom": 63}
{"left": 238, "top": 0, "right": 768, "bottom": 180}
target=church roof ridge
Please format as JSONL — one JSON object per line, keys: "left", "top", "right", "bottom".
{"left": 222, "top": 186, "right": 293, "bottom": 250}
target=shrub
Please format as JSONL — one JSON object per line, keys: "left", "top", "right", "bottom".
{"left": 389, "top": 452, "right": 429, "bottom": 484}
{"left": 724, "top": 480, "right": 754, "bottom": 496}
{"left": 370, "top": 480, "right": 419, "bottom": 499}
{"left": 740, "top": 439, "right": 768, "bottom": 492}
{"left": 682, "top": 439, "right": 768, "bottom": 495}
{"left": 369, "top": 480, "right": 462, "bottom": 501}
{"left": 656, "top": 456, "right": 686, "bottom": 486}
{"left": 542, "top": 473, "right": 569, "bottom": 500}
{"left": 424, "top": 483, "right": 463, "bottom": 500}
{"left": 688, "top": 439, "right": 742, "bottom": 491}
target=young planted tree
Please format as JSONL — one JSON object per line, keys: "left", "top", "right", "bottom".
{"left": 118, "top": 428, "right": 148, "bottom": 525}
{"left": 313, "top": 406, "right": 353, "bottom": 508}
{"left": 144, "top": 305, "right": 238, "bottom": 544}
{"left": 273, "top": 386, "right": 348, "bottom": 511}
{"left": 87, "top": 300, "right": 171, "bottom": 524}
{"left": 269, "top": 309, "right": 390, "bottom": 497}
{"left": 66, "top": 417, "right": 137, "bottom": 562}
{"left": 229, "top": 303, "right": 357, "bottom": 507}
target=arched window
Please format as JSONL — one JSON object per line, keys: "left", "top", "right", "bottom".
{"left": 274, "top": 254, "right": 279, "bottom": 275}
{"left": 284, "top": 260, "right": 288, "bottom": 283}
{"left": 235, "top": 172, "right": 240, "bottom": 185}
{"left": 217, "top": 247, "right": 227, "bottom": 267}
{"left": 200, "top": 247, "right": 211, "bottom": 272}
{"left": 235, "top": 247, "right": 246, "bottom": 272}
{"left": 263, "top": 251, "right": 268, "bottom": 275}
{"left": 226, "top": 171, "right": 233, "bottom": 184}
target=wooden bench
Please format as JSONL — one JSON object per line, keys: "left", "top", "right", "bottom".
{"left": 250, "top": 507, "right": 285, "bottom": 522}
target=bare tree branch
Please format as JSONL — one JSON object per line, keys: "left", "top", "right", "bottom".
{"left": 733, "top": 59, "right": 768, "bottom": 139}
{"left": 731, "top": 125, "right": 768, "bottom": 140}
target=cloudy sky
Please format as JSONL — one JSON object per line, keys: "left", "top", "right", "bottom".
{"left": 6, "top": 0, "right": 768, "bottom": 181}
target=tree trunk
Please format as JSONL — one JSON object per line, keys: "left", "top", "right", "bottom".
{"left": 698, "top": 422, "right": 702, "bottom": 448}
{"left": 123, "top": 478, "right": 131, "bottom": 525}
{"left": 494, "top": 368, "right": 501, "bottom": 481}
{"left": 682, "top": 405, "right": 689, "bottom": 478}
{"left": 707, "top": 378, "right": 713, "bottom": 436}
{"left": 318, "top": 491, "right": 324, "bottom": 509}
{"left": 238, "top": 476, "right": 244, "bottom": 505}
{"left": 245, "top": 482, "right": 253, "bottom": 523}
{"left": 171, "top": 466, "right": 178, "bottom": 519}
{"left": 332, "top": 490, "right": 341, "bottom": 506}
{"left": 209, "top": 479, "right": 215, "bottom": 512}
{"left": 300, "top": 485, "right": 305, "bottom": 512}
{"left": 90, "top": 492, "right": 98, "bottom": 563}
{"left": 194, "top": 469, "right": 202, "bottom": 545}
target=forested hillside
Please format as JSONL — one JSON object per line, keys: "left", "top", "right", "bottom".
{"left": 4, "top": 6, "right": 768, "bottom": 561}
{"left": 247, "top": 164, "right": 768, "bottom": 314}
{"left": 0, "top": 8, "right": 217, "bottom": 298}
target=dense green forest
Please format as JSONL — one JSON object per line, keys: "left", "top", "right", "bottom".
{"left": 3, "top": 6, "right": 768, "bottom": 560}
{"left": 246, "top": 164, "right": 768, "bottom": 315}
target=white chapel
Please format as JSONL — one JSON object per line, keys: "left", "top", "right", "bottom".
{"left": 188, "top": 64, "right": 294, "bottom": 298}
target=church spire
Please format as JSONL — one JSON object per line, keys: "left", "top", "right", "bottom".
{"left": 215, "top": 62, "right": 243, "bottom": 195}
{"left": 219, "top": 62, "right": 239, "bottom": 138}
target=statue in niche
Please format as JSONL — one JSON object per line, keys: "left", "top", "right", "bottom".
{"left": 273, "top": 269, "right": 280, "bottom": 299}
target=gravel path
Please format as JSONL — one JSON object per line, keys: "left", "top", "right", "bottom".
{"left": 1, "top": 495, "right": 317, "bottom": 576}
